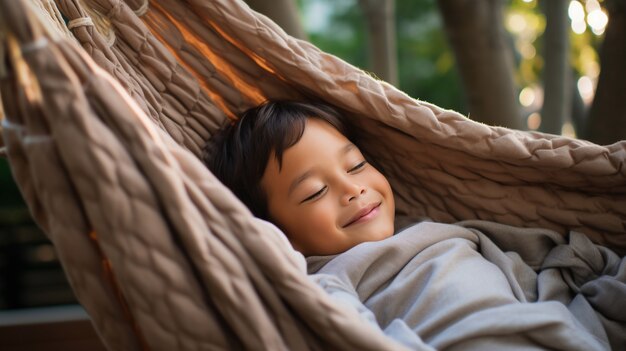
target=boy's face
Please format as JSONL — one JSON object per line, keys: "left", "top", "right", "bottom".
{"left": 261, "top": 118, "right": 395, "bottom": 256}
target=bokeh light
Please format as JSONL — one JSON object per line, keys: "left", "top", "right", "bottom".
{"left": 568, "top": 1, "right": 585, "bottom": 22}
{"left": 507, "top": 13, "right": 527, "bottom": 33}
{"left": 561, "top": 122, "right": 577, "bottom": 138}
{"left": 568, "top": 0, "right": 609, "bottom": 36}
{"left": 569, "top": 1, "right": 586, "bottom": 34}
{"left": 519, "top": 42, "right": 536, "bottom": 59}
{"left": 584, "top": 60, "right": 600, "bottom": 79}
{"left": 577, "top": 76, "right": 595, "bottom": 104}
{"left": 585, "top": 0, "right": 601, "bottom": 13}
{"left": 527, "top": 112, "right": 541, "bottom": 130}
{"left": 587, "top": 8, "right": 608, "bottom": 35}
{"left": 519, "top": 86, "right": 536, "bottom": 107}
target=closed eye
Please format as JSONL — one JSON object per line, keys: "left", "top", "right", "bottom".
{"left": 348, "top": 161, "right": 367, "bottom": 173}
{"left": 301, "top": 186, "right": 327, "bottom": 203}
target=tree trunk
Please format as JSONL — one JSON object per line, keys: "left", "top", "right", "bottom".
{"left": 437, "top": 0, "right": 523, "bottom": 129}
{"left": 540, "top": 0, "right": 571, "bottom": 135}
{"left": 585, "top": 0, "right": 626, "bottom": 144}
{"left": 359, "top": 0, "right": 398, "bottom": 86}
{"left": 570, "top": 78, "right": 587, "bottom": 138}
{"left": 245, "top": 0, "right": 307, "bottom": 40}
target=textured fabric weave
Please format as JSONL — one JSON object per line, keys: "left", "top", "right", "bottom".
{"left": 0, "top": 0, "right": 625, "bottom": 350}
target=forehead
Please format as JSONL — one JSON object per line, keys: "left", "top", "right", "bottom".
{"left": 281, "top": 118, "right": 350, "bottom": 164}
{"left": 261, "top": 119, "right": 353, "bottom": 190}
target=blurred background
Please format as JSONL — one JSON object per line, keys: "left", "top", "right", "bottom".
{"left": 1, "top": 0, "right": 624, "bottom": 313}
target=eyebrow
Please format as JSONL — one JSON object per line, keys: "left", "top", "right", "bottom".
{"left": 287, "top": 142, "right": 355, "bottom": 196}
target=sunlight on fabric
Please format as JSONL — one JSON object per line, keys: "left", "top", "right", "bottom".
{"left": 88, "top": 230, "right": 150, "bottom": 351}
{"left": 198, "top": 15, "right": 288, "bottom": 83}
{"left": 207, "top": 19, "right": 278, "bottom": 77}
{"left": 150, "top": 2, "right": 266, "bottom": 112}
{"left": 6, "top": 34, "right": 42, "bottom": 105}
{"left": 143, "top": 6, "right": 236, "bottom": 119}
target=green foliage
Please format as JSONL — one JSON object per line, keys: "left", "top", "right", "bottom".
{"left": 505, "top": 0, "right": 546, "bottom": 87}
{"left": 302, "top": 0, "right": 466, "bottom": 113}
{"left": 396, "top": 0, "right": 465, "bottom": 112}
{"left": 301, "top": 0, "right": 605, "bottom": 133}
{"left": 308, "top": 1, "right": 368, "bottom": 69}
{"left": 506, "top": 0, "right": 602, "bottom": 88}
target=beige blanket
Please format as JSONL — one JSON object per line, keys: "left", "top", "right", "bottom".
{"left": 308, "top": 221, "right": 626, "bottom": 350}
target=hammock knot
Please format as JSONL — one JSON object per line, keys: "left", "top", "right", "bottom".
{"left": 134, "top": 0, "right": 149, "bottom": 17}
{"left": 68, "top": 17, "right": 94, "bottom": 30}
{"left": 106, "top": 1, "right": 124, "bottom": 20}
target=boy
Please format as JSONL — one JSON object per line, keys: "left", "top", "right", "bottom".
{"left": 208, "top": 100, "right": 396, "bottom": 256}
{"left": 207, "top": 100, "right": 623, "bottom": 350}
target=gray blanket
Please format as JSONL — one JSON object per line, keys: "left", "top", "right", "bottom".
{"left": 307, "top": 221, "right": 626, "bottom": 350}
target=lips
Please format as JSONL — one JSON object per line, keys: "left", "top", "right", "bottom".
{"left": 342, "top": 202, "right": 381, "bottom": 228}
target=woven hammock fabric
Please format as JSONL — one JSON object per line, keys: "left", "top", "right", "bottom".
{"left": 0, "top": 1, "right": 411, "bottom": 350}
{"left": 0, "top": 0, "right": 625, "bottom": 350}
{"left": 53, "top": 0, "right": 626, "bottom": 246}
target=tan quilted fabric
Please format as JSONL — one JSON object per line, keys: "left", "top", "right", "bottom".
{"left": 0, "top": 0, "right": 624, "bottom": 350}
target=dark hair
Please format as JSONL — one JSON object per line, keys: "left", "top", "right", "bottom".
{"left": 205, "top": 100, "right": 351, "bottom": 220}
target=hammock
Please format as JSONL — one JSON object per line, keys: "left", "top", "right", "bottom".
{"left": 0, "top": 0, "right": 624, "bottom": 350}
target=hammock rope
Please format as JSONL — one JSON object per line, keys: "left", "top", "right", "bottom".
{"left": 30, "top": 0, "right": 77, "bottom": 41}
{"left": 67, "top": 16, "right": 95, "bottom": 30}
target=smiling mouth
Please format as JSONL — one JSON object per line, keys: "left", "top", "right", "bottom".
{"left": 342, "top": 202, "right": 382, "bottom": 228}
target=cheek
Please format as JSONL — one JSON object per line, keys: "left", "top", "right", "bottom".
{"left": 270, "top": 200, "right": 337, "bottom": 237}
{"left": 286, "top": 198, "right": 337, "bottom": 231}
{"left": 381, "top": 176, "right": 394, "bottom": 203}
{"left": 367, "top": 170, "right": 393, "bottom": 196}
{"left": 306, "top": 202, "right": 338, "bottom": 229}
{"left": 370, "top": 172, "right": 395, "bottom": 215}
{"left": 266, "top": 197, "right": 292, "bottom": 229}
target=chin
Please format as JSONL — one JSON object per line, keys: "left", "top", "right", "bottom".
{"left": 371, "top": 224, "right": 394, "bottom": 241}
{"left": 382, "top": 226, "right": 395, "bottom": 239}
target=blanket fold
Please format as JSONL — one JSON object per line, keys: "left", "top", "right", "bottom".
{"left": 308, "top": 220, "right": 626, "bottom": 350}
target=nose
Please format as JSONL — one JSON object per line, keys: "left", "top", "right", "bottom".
{"left": 340, "top": 181, "right": 366, "bottom": 205}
